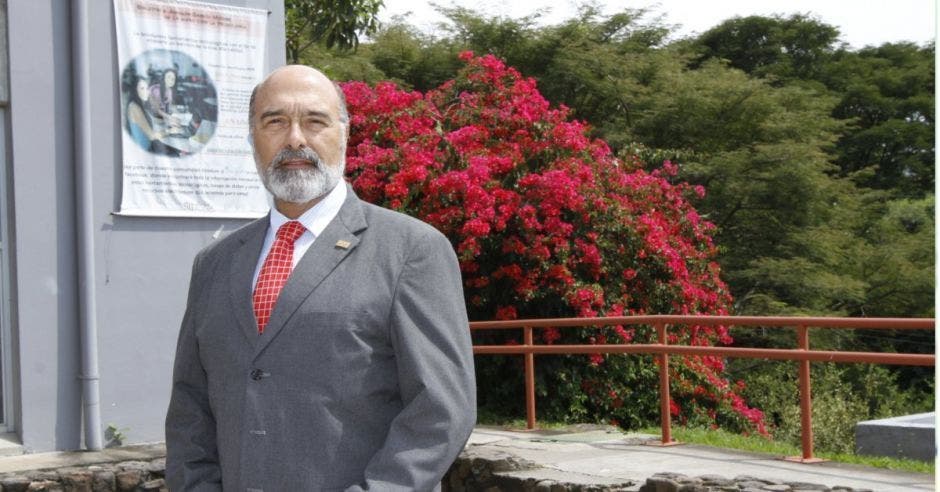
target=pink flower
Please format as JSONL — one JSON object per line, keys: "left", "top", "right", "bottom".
{"left": 340, "top": 51, "right": 759, "bottom": 435}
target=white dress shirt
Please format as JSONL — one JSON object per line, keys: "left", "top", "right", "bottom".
{"left": 252, "top": 182, "right": 347, "bottom": 288}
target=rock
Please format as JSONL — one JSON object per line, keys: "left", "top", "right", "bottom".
{"left": 738, "top": 481, "right": 772, "bottom": 490}
{"left": 115, "top": 462, "right": 149, "bottom": 472}
{"left": 138, "top": 478, "right": 164, "bottom": 491}
{"left": 146, "top": 459, "right": 166, "bottom": 478}
{"left": 535, "top": 480, "right": 555, "bottom": 491}
{"left": 699, "top": 475, "right": 732, "bottom": 486}
{"left": 60, "top": 470, "right": 93, "bottom": 492}
{"left": 640, "top": 475, "right": 680, "bottom": 492}
{"left": 760, "top": 485, "right": 791, "bottom": 491}
{"left": 26, "top": 481, "right": 63, "bottom": 492}
{"left": 735, "top": 476, "right": 768, "bottom": 483}
{"left": 0, "top": 476, "right": 31, "bottom": 492}
{"left": 114, "top": 470, "right": 141, "bottom": 492}
{"left": 27, "top": 473, "right": 57, "bottom": 483}
{"left": 92, "top": 470, "right": 115, "bottom": 492}
{"left": 786, "top": 482, "right": 829, "bottom": 491}
{"left": 476, "top": 450, "right": 537, "bottom": 472}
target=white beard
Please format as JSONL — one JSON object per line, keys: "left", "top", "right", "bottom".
{"left": 258, "top": 147, "right": 345, "bottom": 203}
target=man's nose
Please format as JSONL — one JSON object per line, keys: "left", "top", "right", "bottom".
{"left": 286, "top": 121, "right": 306, "bottom": 149}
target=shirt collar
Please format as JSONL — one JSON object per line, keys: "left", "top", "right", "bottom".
{"left": 268, "top": 181, "right": 347, "bottom": 238}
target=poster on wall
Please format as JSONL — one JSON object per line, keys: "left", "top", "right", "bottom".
{"left": 114, "top": 0, "right": 270, "bottom": 218}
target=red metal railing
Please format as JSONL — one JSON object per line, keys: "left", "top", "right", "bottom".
{"left": 470, "top": 315, "right": 935, "bottom": 462}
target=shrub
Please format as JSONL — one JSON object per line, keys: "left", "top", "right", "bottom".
{"left": 342, "top": 52, "right": 765, "bottom": 434}
{"left": 737, "top": 361, "right": 933, "bottom": 453}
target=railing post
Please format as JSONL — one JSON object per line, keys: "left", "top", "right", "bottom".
{"left": 654, "top": 321, "right": 678, "bottom": 446}
{"left": 785, "top": 325, "right": 825, "bottom": 462}
{"left": 524, "top": 326, "right": 537, "bottom": 430}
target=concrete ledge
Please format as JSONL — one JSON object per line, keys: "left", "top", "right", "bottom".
{"left": 856, "top": 412, "right": 935, "bottom": 461}
{"left": 0, "top": 433, "right": 24, "bottom": 457}
{"left": 0, "top": 443, "right": 165, "bottom": 474}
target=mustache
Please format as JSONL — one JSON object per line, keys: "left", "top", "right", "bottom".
{"left": 271, "top": 148, "right": 323, "bottom": 169}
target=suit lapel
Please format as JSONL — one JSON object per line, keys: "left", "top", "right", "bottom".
{"left": 254, "top": 185, "right": 368, "bottom": 359}
{"left": 228, "top": 218, "right": 269, "bottom": 344}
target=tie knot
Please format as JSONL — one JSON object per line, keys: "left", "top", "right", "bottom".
{"left": 276, "top": 220, "right": 306, "bottom": 244}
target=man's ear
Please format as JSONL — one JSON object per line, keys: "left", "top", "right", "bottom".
{"left": 247, "top": 132, "right": 253, "bottom": 147}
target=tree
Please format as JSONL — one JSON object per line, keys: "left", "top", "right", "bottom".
{"left": 285, "top": 0, "right": 383, "bottom": 63}
{"left": 824, "top": 43, "right": 935, "bottom": 196}
{"left": 692, "top": 17, "right": 935, "bottom": 197}
{"left": 626, "top": 60, "right": 860, "bottom": 316}
{"left": 367, "top": 18, "right": 464, "bottom": 91}
{"left": 692, "top": 14, "right": 842, "bottom": 82}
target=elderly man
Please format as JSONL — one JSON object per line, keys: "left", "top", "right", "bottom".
{"left": 165, "top": 65, "right": 476, "bottom": 491}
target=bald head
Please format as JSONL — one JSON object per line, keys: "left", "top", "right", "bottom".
{"left": 248, "top": 65, "right": 349, "bottom": 133}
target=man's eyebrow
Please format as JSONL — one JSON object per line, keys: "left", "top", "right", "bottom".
{"left": 258, "top": 109, "right": 333, "bottom": 120}
{"left": 258, "top": 109, "right": 285, "bottom": 121}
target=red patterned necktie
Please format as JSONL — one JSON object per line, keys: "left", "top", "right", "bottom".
{"left": 253, "top": 220, "right": 306, "bottom": 333}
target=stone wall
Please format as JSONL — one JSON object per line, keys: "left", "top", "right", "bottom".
{"left": 441, "top": 447, "right": 874, "bottom": 492}
{"left": 0, "top": 458, "right": 166, "bottom": 492}
{"left": 0, "top": 453, "right": 878, "bottom": 492}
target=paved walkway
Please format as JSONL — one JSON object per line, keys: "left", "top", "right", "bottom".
{"left": 0, "top": 427, "right": 932, "bottom": 491}
{"left": 468, "top": 426, "right": 936, "bottom": 491}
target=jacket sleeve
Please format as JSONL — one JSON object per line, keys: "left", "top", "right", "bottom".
{"left": 165, "top": 252, "right": 223, "bottom": 491}
{"left": 346, "top": 228, "right": 476, "bottom": 492}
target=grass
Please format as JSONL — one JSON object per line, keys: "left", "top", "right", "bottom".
{"left": 637, "top": 425, "right": 935, "bottom": 475}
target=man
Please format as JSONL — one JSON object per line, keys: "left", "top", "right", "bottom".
{"left": 165, "top": 65, "right": 476, "bottom": 491}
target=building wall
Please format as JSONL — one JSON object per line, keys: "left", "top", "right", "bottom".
{"left": 7, "top": 0, "right": 285, "bottom": 452}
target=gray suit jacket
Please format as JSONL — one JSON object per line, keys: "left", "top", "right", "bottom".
{"left": 165, "top": 185, "right": 476, "bottom": 491}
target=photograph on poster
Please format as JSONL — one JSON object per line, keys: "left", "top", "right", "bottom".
{"left": 120, "top": 48, "right": 218, "bottom": 157}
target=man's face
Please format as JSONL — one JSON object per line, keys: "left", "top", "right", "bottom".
{"left": 250, "top": 66, "right": 347, "bottom": 205}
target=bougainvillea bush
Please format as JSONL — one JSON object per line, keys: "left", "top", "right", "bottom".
{"left": 341, "top": 52, "right": 766, "bottom": 434}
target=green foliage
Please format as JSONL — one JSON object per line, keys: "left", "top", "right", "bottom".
{"left": 692, "top": 16, "right": 935, "bottom": 197}
{"left": 296, "top": 43, "right": 387, "bottom": 83}
{"left": 824, "top": 43, "right": 935, "bottom": 196}
{"left": 693, "top": 14, "right": 842, "bottom": 82}
{"left": 285, "top": 0, "right": 383, "bottom": 63}
{"left": 733, "top": 361, "right": 933, "bottom": 455}
{"left": 367, "top": 18, "right": 463, "bottom": 90}
{"left": 104, "top": 423, "right": 129, "bottom": 448}
{"left": 850, "top": 195, "right": 935, "bottom": 317}
{"left": 617, "top": 58, "right": 865, "bottom": 317}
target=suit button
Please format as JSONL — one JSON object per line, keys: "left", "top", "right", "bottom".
{"left": 250, "top": 369, "right": 264, "bottom": 380}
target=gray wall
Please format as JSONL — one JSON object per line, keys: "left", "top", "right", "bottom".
{"left": 8, "top": 0, "right": 285, "bottom": 452}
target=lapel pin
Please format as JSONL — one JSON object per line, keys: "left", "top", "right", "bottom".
{"left": 335, "top": 240, "right": 352, "bottom": 249}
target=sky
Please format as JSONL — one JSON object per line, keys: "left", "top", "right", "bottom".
{"left": 377, "top": 0, "right": 936, "bottom": 49}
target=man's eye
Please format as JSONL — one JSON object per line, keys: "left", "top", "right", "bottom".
{"left": 264, "top": 117, "right": 287, "bottom": 127}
